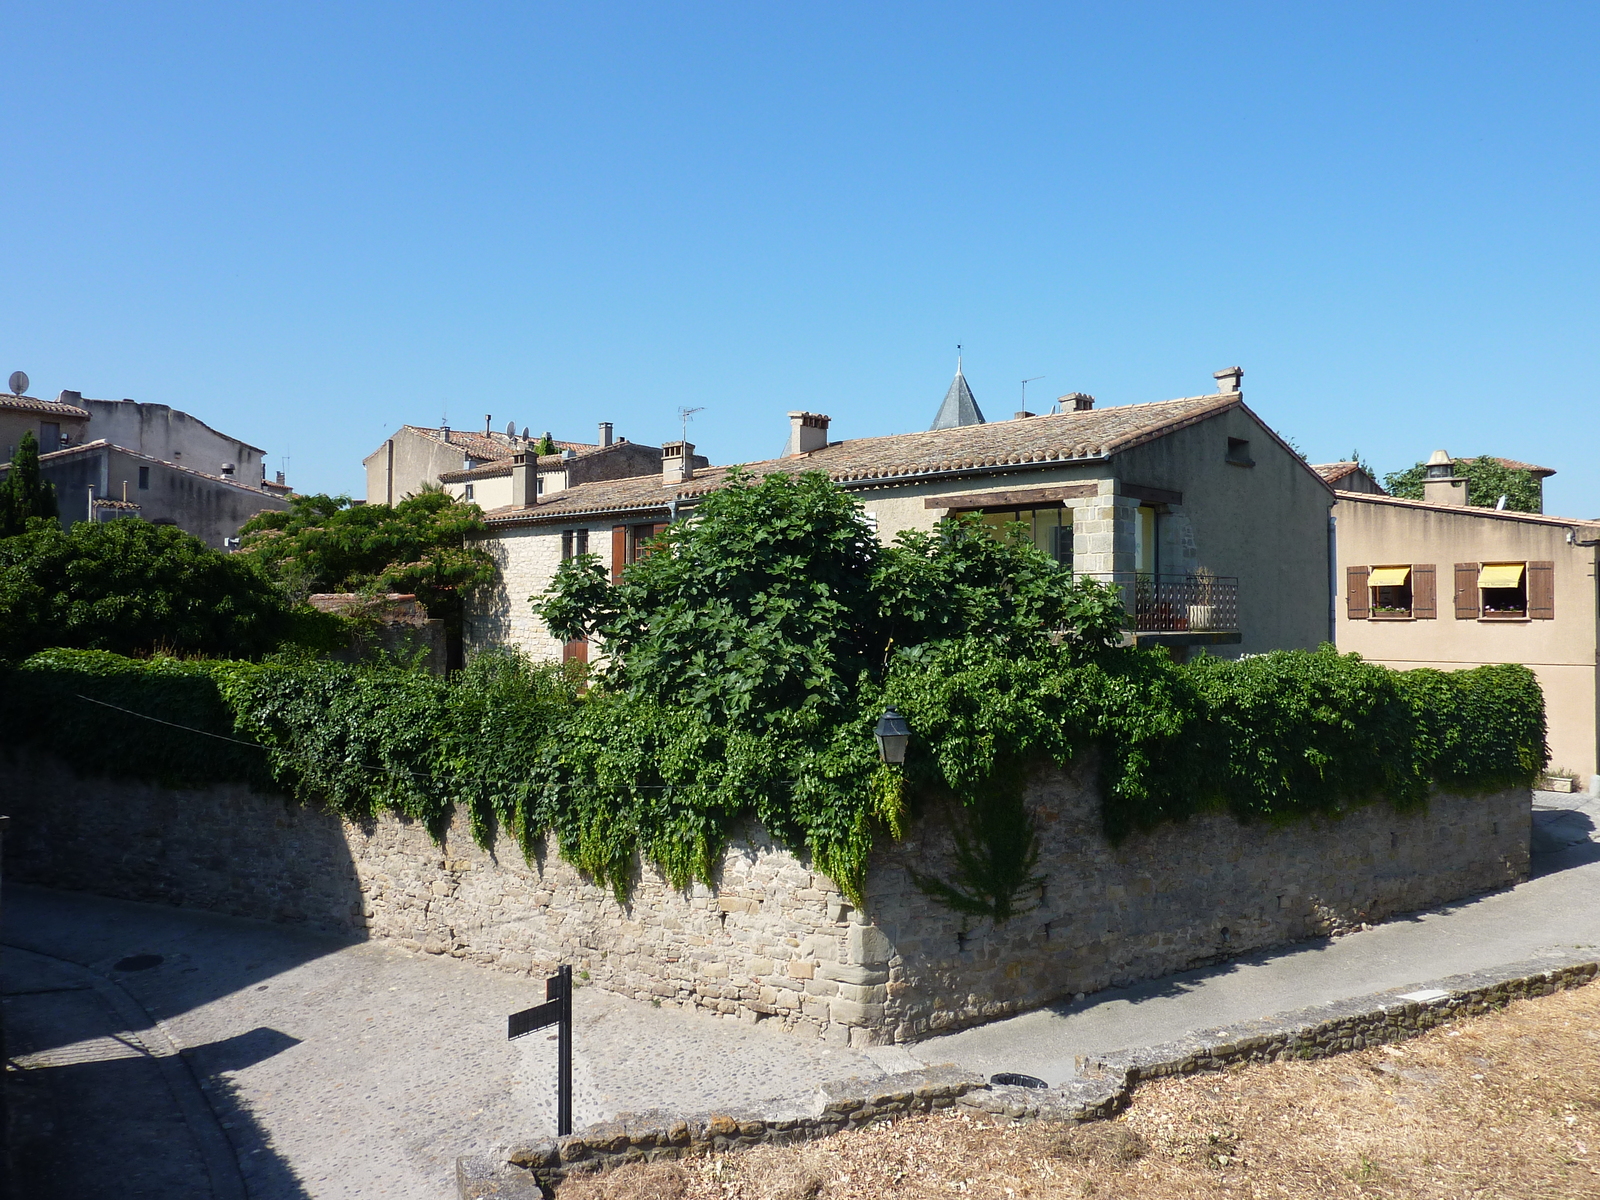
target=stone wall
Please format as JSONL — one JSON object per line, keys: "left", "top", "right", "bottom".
{"left": 0, "top": 751, "right": 1529, "bottom": 1046}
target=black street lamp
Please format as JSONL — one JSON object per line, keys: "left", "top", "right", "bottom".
{"left": 874, "top": 707, "right": 911, "bottom": 765}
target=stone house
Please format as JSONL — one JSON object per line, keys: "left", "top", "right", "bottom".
{"left": 0, "top": 390, "right": 91, "bottom": 460}
{"left": 1334, "top": 470, "right": 1600, "bottom": 794}
{"left": 466, "top": 366, "right": 1337, "bottom": 664}
{"left": 363, "top": 419, "right": 690, "bottom": 507}
{"left": 1313, "top": 460, "right": 1386, "bottom": 495}
{"left": 62, "top": 392, "right": 273, "bottom": 486}
{"left": 18, "top": 440, "right": 290, "bottom": 549}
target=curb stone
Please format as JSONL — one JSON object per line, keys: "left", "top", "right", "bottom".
{"left": 457, "top": 950, "right": 1598, "bottom": 1198}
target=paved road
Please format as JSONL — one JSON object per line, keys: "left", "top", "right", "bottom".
{"left": 2, "top": 886, "right": 888, "bottom": 1200}
{"left": 4, "top": 790, "right": 1596, "bottom": 1198}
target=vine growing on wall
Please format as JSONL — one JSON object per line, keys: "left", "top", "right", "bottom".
{"left": 0, "top": 472, "right": 1550, "bottom": 926}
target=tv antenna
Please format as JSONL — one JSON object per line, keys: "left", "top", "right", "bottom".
{"left": 1021, "top": 376, "right": 1043, "bottom": 411}
{"left": 8, "top": 371, "right": 27, "bottom": 395}
{"left": 677, "top": 406, "right": 704, "bottom": 444}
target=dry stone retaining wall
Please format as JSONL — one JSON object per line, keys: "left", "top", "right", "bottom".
{"left": 0, "top": 750, "right": 1529, "bottom": 1047}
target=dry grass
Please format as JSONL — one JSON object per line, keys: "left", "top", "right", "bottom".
{"left": 558, "top": 982, "right": 1600, "bottom": 1199}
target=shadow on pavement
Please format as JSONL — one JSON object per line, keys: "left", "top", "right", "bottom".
{"left": 2, "top": 891, "right": 343, "bottom": 1200}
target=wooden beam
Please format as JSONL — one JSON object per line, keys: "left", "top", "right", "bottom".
{"left": 1118, "top": 483, "right": 1182, "bottom": 506}
{"left": 925, "top": 482, "right": 1099, "bottom": 511}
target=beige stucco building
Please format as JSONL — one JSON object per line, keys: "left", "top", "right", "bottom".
{"left": 466, "top": 367, "right": 1337, "bottom": 667}
{"left": 1334, "top": 490, "right": 1600, "bottom": 793}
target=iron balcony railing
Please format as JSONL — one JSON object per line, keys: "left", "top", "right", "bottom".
{"left": 1084, "top": 572, "right": 1240, "bottom": 634}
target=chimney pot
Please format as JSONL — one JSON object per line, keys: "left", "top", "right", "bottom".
{"left": 1060, "top": 393, "right": 1094, "bottom": 412}
{"left": 784, "top": 411, "right": 831, "bottom": 456}
{"left": 1014, "top": 410, "right": 1035, "bottom": 420}
{"left": 1213, "top": 366, "right": 1243, "bottom": 394}
{"left": 598, "top": 421, "right": 614, "bottom": 448}
{"left": 1422, "top": 449, "right": 1469, "bottom": 505}
{"left": 662, "top": 440, "right": 695, "bottom": 484}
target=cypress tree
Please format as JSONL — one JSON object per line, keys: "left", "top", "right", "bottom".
{"left": 0, "top": 431, "right": 61, "bottom": 536}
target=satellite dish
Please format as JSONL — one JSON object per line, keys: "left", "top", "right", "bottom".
{"left": 521, "top": 426, "right": 529, "bottom": 439}
{"left": 505, "top": 420, "right": 517, "bottom": 437}
{"left": 8, "top": 371, "right": 27, "bottom": 395}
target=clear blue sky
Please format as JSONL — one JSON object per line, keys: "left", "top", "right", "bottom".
{"left": 4, "top": 3, "right": 1596, "bottom": 514}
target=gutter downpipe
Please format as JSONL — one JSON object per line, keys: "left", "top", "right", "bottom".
{"left": 1327, "top": 511, "right": 1338, "bottom": 646}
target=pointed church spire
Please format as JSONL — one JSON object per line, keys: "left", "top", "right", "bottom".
{"left": 930, "top": 348, "right": 986, "bottom": 430}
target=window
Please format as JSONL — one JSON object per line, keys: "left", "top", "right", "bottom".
{"left": 1478, "top": 563, "right": 1527, "bottom": 618}
{"left": 1369, "top": 565, "right": 1413, "bottom": 617}
{"left": 137, "top": 466, "right": 150, "bottom": 490}
{"left": 975, "top": 506, "right": 1073, "bottom": 570}
{"left": 1134, "top": 506, "right": 1157, "bottom": 576}
{"left": 611, "top": 522, "right": 667, "bottom": 581}
{"left": 463, "top": 483, "right": 475, "bottom": 500}
{"left": 561, "top": 528, "right": 590, "bottom": 560}
{"left": 1226, "top": 437, "right": 1253, "bottom": 466}
{"left": 1347, "top": 564, "right": 1436, "bottom": 620}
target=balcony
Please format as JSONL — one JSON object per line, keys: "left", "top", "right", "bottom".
{"left": 1089, "top": 573, "right": 1242, "bottom": 648}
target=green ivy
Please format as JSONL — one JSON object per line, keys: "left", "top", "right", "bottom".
{"left": 0, "top": 473, "right": 1549, "bottom": 927}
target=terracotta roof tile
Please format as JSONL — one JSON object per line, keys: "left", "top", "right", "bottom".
{"left": 484, "top": 392, "right": 1251, "bottom": 525}
{"left": 1485, "top": 456, "right": 1556, "bottom": 478}
{"left": 1336, "top": 490, "right": 1599, "bottom": 529}
{"left": 0, "top": 394, "right": 91, "bottom": 420}
{"left": 401, "top": 425, "right": 594, "bottom": 463}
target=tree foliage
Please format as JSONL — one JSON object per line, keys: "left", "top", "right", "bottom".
{"left": 1384, "top": 456, "right": 1543, "bottom": 512}
{"left": 0, "top": 472, "right": 1550, "bottom": 927}
{"left": 240, "top": 490, "right": 494, "bottom": 631}
{"left": 0, "top": 431, "right": 60, "bottom": 536}
{"left": 0, "top": 520, "right": 307, "bottom": 662}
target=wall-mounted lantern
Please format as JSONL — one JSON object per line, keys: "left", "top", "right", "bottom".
{"left": 874, "top": 707, "right": 911, "bottom": 765}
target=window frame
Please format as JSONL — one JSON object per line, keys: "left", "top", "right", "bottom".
{"left": 1479, "top": 561, "right": 1529, "bottom": 620}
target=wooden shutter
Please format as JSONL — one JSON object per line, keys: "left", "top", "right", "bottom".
{"left": 563, "top": 637, "right": 588, "bottom": 664}
{"left": 1454, "top": 563, "right": 1479, "bottom": 619}
{"left": 611, "top": 525, "right": 627, "bottom": 582}
{"left": 1411, "top": 564, "right": 1436, "bottom": 619}
{"left": 1346, "top": 566, "right": 1370, "bottom": 620}
{"left": 1528, "top": 561, "right": 1555, "bottom": 619}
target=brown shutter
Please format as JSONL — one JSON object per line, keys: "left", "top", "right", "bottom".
{"left": 611, "top": 525, "right": 627, "bottom": 582}
{"left": 1528, "top": 561, "right": 1555, "bottom": 619}
{"left": 563, "top": 637, "right": 589, "bottom": 664}
{"left": 1411, "top": 564, "right": 1436, "bottom": 619}
{"left": 1346, "top": 566, "right": 1370, "bottom": 620}
{"left": 1454, "top": 563, "right": 1479, "bottom": 619}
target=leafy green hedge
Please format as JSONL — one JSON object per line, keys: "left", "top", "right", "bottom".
{"left": 0, "top": 643, "right": 1546, "bottom": 917}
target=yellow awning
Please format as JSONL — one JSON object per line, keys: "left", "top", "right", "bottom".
{"left": 1367, "top": 566, "right": 1411, "bottom": 587}
{"left": 1478, "top": 563, "right": 1525, "bottom": 589}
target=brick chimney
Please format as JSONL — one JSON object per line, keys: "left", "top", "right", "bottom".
{"left": 662, "top": 440, "right": 694, "bottom": 484}
{"left": 598, "top": 421, "right": 614, "bottom": 448}
{"left": 1213, "top": 366, "right": 1243, "bottom": 394}
{"left": 511, "top": 452, "right": 536, "bottom": 506}
{"left": 784, "top": 411, "right": 831, "bottom": 456}
{"left": 1060, "top": 393, "right": 1094, "bottom": 412}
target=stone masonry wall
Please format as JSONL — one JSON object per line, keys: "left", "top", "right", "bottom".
{"left": 1, "top": 751, "right": 1529, "bottom": 1046}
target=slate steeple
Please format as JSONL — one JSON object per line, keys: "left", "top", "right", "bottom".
{"left": 929, "top": 352, "right": 986, "bottom": 431}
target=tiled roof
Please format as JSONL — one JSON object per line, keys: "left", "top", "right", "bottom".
{"left": 437, "top": 439, "right": 660, "bottom": 483}
{"left": 0, "top": 394, "right": 90, "bottom": 420}
{"left": 10, "top": 439, "right": 285, "bottom": 499}
{"left": 484, "top": 392, "right": 1259, "bottom": 525}
{"left": 1336, "top": 490, "right": 1600, "bottom": 529}
{"left": 1312, "top": 462, "right": 1361, "bottom": 483}
{"left": 438, "top": 461, "right": 513, "bottom": 482}
{"left": 400, "top": 425, "right": 593, "bottom": 463}
{"left": 1485, "top": 456, "right": 1556, "bottom": 479}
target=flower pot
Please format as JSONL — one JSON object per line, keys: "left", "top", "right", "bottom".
{"left": 1544, "top": 777, "right": 1577, "bottom": 794}
{"left": 1187, "top": 604, "right": 1215, "bottom": 631}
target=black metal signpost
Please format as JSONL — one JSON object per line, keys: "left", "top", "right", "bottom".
{"left": 507, "top": 964, "right": 573, "bottom": 1136}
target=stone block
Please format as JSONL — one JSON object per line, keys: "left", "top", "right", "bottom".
{"left": 847, "top": 923, "right": 893, "bottom": 965}
{"left": 829, "top": 996, "right": 886, "bottom": 1027}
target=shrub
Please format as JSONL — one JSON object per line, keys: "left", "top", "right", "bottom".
{"left": 0, "top": 520, "right": 323, "bottom": 663}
